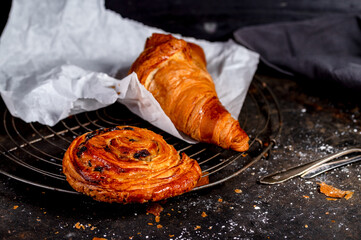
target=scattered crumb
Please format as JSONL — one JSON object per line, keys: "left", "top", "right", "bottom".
{"left": 325, "top": 212, "right": 329, "bottom": 215}
{"left": 13, "top": 205, "right": 18, "bottom": 210}
{"left": 92, "top": 237, "right": 107, "bottom": 240}
{"left": 234, "top": 189, "right": 242, "bottom": 194}
{"left": 331, "top": 220, "right": 336, "bottom": 223}
{"left": 303, "top": 195, "right": 310, "bottom": 199}
{"left": 344, "top": 192, "right": 354, "bottom": 200}
{"left": 326, "top": 198, "right": 338, "bottom": 201}
{"left": 194, "top": 225, "right": 201, "bottom": 230}
{"left": 201, "top": 212, "right": 208, "bottom": 218}
{"left": 146, "top": 203, "right": 164, "bottom": 216}
{"left": 148, "top": 223, "right": 153, "bottom": 226}
{"left": 169, "top": 235, "right": 174, "bottom": 237}
{"left": 305, "top": 225, "right": 308, "bottom": 228}
{"left": 218, "top": 198, "right": 223, "bottom": 202}
{"left": 91, "top": 226, "right": 97, "bottom": 231}
{"left": 147, "top": 202, "right": 163, "bottom": 222}
{"left": 318, "top": 182, "right": 354, "bottom": 200}
{"left": 74, "top": 222, "right": 85, "bottom": 230}
{"left": 157, "top": 224, "right": 163, "bottom": 229}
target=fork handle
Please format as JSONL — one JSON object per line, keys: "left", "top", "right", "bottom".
{"left": 259, "top": 148, "right": 361, "bottom": 184}
{"left": 301, "top": 155, "right": 361, "bottom": 179}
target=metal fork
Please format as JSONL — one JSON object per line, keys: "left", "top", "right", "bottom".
{"left": 259, "top": 148, "right": 361, "bottom": 184}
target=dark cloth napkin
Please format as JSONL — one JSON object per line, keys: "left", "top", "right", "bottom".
{"left": 234, "top": 14, "right": 361, "bottom": 90}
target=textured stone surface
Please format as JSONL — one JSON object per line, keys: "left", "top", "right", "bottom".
{"left": 0, "top": 70, "right": 360, "bottom": 240}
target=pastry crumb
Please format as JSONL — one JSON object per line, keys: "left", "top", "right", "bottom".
{"left": 201, "top": 212, "right": 208, "bottom": 217}
{"left": 234, "top": 189, "right": 242, "bottom": 194}
{"left": 147, "top": 203, "right": 164, "bottom": 216}
{"left": 74, "top": 222, "right": 85, "bottom": 230}
{"left": 326, "top": 197, "right": 338, "bottom": 201}
{"left": 194, "top": 225, "right": 201, "bottom": 230}
{"left": 344, "top": 191, "right": 354, "bottom": 200}
{"left": 318, "top": 182, "right": 354, "bottom": 200}
{"left": 147, "top": 202, "right": 163, "bottom": 222}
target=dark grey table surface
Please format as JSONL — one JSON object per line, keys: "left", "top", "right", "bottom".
{"left": 0, "top": 69, "right": 360, "bottom": 240}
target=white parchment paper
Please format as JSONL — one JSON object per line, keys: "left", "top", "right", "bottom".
{"left": 0, "top": 0, "right": 259, "bottom": 143}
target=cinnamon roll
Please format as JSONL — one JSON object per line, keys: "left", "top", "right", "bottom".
{"left": 63, "top": 126, "right": 202, "bottom": 203}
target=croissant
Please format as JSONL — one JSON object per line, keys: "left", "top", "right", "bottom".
{"left": 129, "top": 33, "right": 249, "bottom": 152}
{"left": 62, "top": 126, "right": 202, "bottom": 203}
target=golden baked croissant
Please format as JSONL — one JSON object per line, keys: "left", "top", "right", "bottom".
{"left": 129, "top": 33, "right": 249, "bottom": 152}
{"left": 62, "top": 126, "right": 202, "bottom": 203}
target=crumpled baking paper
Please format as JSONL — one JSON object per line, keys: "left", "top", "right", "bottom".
{"left": 0, "top": 0, "right": 259, "bottom": 143}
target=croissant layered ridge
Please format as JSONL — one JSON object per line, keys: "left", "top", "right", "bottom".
{"left": 62, "top": 126, "right": 202, "bottom": 203}
{"left": 129, "top": 33, "right": 249, "bottom": 152}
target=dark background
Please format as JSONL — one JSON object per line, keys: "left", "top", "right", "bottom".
{"left": 2, "top": 0, "right": 361, "bottom": 40}
{"left": 107, "top": 0, "right": 361, "bottom": 41}
{"left": 0, "top": 1, "right": 361, "bottom": 240}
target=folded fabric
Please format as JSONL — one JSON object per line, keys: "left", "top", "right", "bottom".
{"left": 234, "top": 14, "right": 361, "bottom": 90}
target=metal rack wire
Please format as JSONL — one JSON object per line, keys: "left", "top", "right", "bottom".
{"left": 0, "top": 76, "right": 282, "bottom": 194}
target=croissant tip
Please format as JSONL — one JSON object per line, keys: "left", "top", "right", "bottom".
{"left": 230, "top": 137, "right": 250, "bottom": 152}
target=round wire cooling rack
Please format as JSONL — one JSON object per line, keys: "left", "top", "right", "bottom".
{"left": 0, "top": 76, "right": 282, "bottom": 194}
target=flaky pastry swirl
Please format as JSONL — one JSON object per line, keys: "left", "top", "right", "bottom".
{"left": 129, "top": 33, "right": 249, "bottom": 152}
{"left": 62, "top": 126, "right": 202, "bottom": 203}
